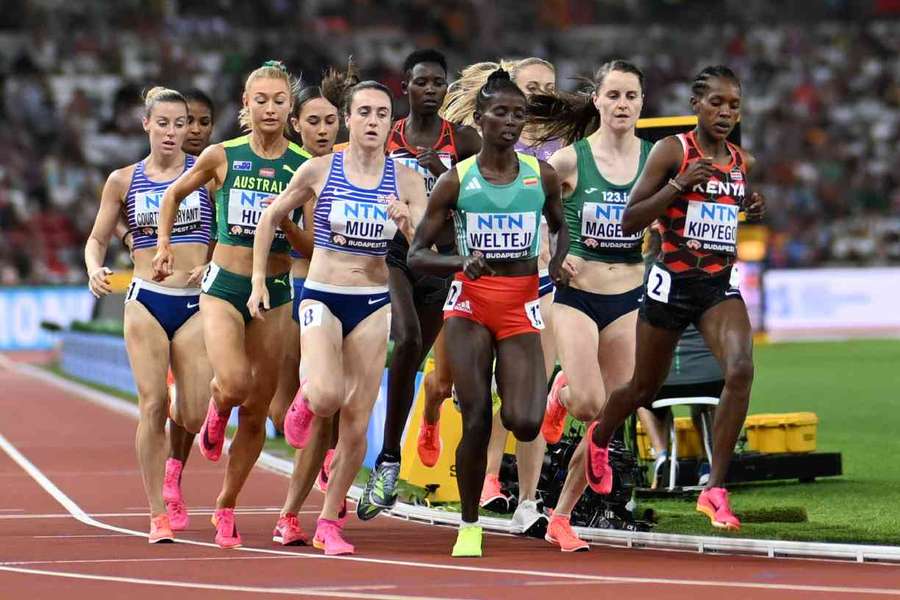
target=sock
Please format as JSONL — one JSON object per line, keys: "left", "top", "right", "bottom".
{"left": 377, "top": 448, "right": 401, "bottom": 466}
{"left": 460, "top": 519, "right": 480, "bottom": 530}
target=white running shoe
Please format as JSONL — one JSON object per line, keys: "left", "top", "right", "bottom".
{"left": 511, "top": 499, "right": 548, "bottom": 538}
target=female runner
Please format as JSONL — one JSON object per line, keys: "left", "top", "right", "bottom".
{"left": 153, "top": 61, "right": 309, "bottom": 548}
{"left": 585, "top": 65, "right": 765, "bottom": 531}
{"left": 85, "top": 87, "right": 213, "bottom": 543}
{"left": 409, "top": 69, "right": 571, "bottom": 558}
{"left": 250, "top": 80, "right": 427, "bottom": 555}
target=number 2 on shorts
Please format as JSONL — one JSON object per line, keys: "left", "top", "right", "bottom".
{"left": 443, "top": 280, "right": 463, "bottom": 311}
{"left": 647, "top": 264, "right": 672, "bottom": 304}
{"left": 524, "top": 299, "right": 545, "bottom": 330}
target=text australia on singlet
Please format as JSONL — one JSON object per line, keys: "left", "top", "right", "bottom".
{"left": 134, "top": 190, "right": 202, "bottom": 235}
{"left": 226, "top": 174, "right": 289, "bottom": 239}
{"left": 683, "top": 176, "right": 744, "bottom": 254}
{"left": 466, "top": 212, "right": 537, "bottom": 260}
{"left": 581, "top": 189, "right": 643, "bottom": 249}
{"left": 329, "top": 194, "right": 398, "bottom": 250}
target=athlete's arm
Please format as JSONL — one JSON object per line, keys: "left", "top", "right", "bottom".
{"left": 547, "top": 144, "right": 578, "bottom": 199}
{"left": 539, "top": 161, "right": 573, "bottom": 285}
{"left": 85, "top": 167, "right": 130, "bottom": 297}
{"left": 454, "top": 125, "right": 482, "bottom": 161}
{"left": 153, "top": 145, "right": 225, "bottom": 280}
{"left": 408, "top": 168, "right": 478, "bottom": 277}
{"left": 393, "top": 163, "right": 427, "bottom": 242}
{"left": 623, "top": 136, "right": 714, "bottom": 235}
{"left": 247, "top": 156, "right": 325, "bottom": 318}
{"left": 282, "top": 198, "right": 316, "bottom": 257}
{"left": 739, "top": 149, "right": 766, "bottom": 220}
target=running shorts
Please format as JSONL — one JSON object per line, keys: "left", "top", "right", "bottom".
{"left": 639, "top": 263, "right": 743, "bottom": 332}
{"left": 200, "top": 262, "right": 293, "bottom": 323}
{"left": 443, "top": 272, "right": 542, "bottom": 340}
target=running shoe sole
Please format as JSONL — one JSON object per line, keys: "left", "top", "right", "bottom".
{"left": 544, "top": 531, "right": 589, "bottom": 552}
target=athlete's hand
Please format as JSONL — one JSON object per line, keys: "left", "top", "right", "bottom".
{"left": 549, "top": 256, "right": 573, "bottom": 288}
{"left": 88, "top": 267, "right": 113, "bottom": 298}
{"left": 417, "top": 149, "right": 448, "bottom": 178}
{"left": 388, "top": 199, "right": 412, "bottom": 233}
{"left": 461, "top": 253, "right": 495, "bottom": 280}
{"left": 187, "top": 263, "right": 209, "bottom": 287}
{"left": 745, "top": 191, "right": 767, "bottom": 220}
{"left": 246, "top": 277, "right": 270, "bottom": 320}
{"left": 674, "top": 157, "right": 715, "bottom": 190}
{"left": 562, "top": 256, "right": 579, "bottom": 279}
{"left": 152, "top": 243, "right": 174, "bottom": 282}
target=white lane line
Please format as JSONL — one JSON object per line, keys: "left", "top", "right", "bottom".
{"left": 521, "top": 578, "right": 900, "bottom": 595}
{"left": 1, "top": 509, "right": 319, "bottom": 520}
{"left": 2, "top": 556, "right": 302, "bottom": 567}
{"left": 0, "top": 508, "right": 24, "bottom": 512}
{"left": 34, "top": 535, "right": 134, "bottom": 539}
{"left": 0, "top": 431, "right": 896, "bottom": 597}
{"left": 0, "top": 566, "right": 437, "bottom": 600}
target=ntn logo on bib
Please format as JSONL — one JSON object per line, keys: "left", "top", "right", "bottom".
{"left": 465, "top": 211, "right": 537, "bottom": 259}
{"left": 226, "top": 188, "right": 293, "bottom": 236}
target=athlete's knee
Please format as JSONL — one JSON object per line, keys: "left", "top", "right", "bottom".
{"left": 460, "top": 415, "right": 492, "bottom": 444}
{"left": 213, "top": 371, "right": 251, "bottom": 406}
{"left": 424, "top": 370, "right": 452, "bottom": 401}
{"left": 392, "top": 319, "right": 423, "bottom": 360}
{"left": 236, "top": 405, "right": 268, "bottom": 435}
{"left": 723, "top": 356, "right": 754, "bottom": 394}
{"left": 180, "top": 408, "right": 205, "bottom": 434}
{"left": 138, "top": 393, "right": 169, "bottom": 427}
{"left": 305, "top": 381, "right": 343, "bottom": 417}
{"left": 502, "top": 413, "right": 541, "bottom": 442}
{"left": 565, "top": 387, "right": 601, "bottom": 422}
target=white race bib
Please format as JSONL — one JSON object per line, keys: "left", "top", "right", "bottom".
{"left": 465, "top": 211, "right": 537, "bottom": 260}
{"left": 395, "top": 154, "right": 452, "bottom": 196}
{"left": 134, "top": 190, "right": 202, "bottom": 234}
{"left": 581, "top": 201, "right": 643, "bottom": 249}
{"left": 226, "top": 188, "right": 289, "bottom": 238}
{"left": 683, "top": 200, "right": 739, "bottom": 254}
{"left": 328, "top": 199, "right": 398, "bottom": 251}
{"left": 647, "top": 264, "right": 672, "bottom": 304}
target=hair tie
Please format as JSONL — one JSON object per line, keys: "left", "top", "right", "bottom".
{"left": 262, "top": 60, "right": 287, "bottom": 72}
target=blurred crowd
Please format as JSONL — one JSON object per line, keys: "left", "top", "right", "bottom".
{"left": 0, "top": 0, "right": 897, "bottom": 283}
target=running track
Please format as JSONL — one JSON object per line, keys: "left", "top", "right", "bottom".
{"left": 1, "top": 360, "right": 898, "bottom": 599}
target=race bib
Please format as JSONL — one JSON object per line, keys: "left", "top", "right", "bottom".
{"left": 395, "top": 154, "right": 452, "bottom": 196}
{"left": 646, "top": 264, "right": 672, "bottom": 304}
{"left": 465, "top": 211, "right": 537, "bottom": 260}
{"left": 581, "top": 200, "right": 643, "bottom": 249}
{"left": 683, "top": 200, "right": 739, "bottom": 255}
{"left": 328, "top": 198, "right": 398, "bottom": 251}
{"left": 226, "top": 189, "right": 288, "bottom": 239}
{"left": 133, "top": 190, "right": 202, "bottom": 236}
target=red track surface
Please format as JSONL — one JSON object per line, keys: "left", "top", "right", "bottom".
{"left": 1, "top": 362, "right": 898, "bottom": 599}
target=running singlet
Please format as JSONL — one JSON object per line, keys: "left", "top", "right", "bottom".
{"left": 216, "top": 136, "right": 310, "bottom": 254}
{"left": 386, "top": 118, "right": 458, "bottom": 196}
{"left": 453, "top": 153, "right": 544, "bottom": 261}
{"left": 126, "top": 155, "right": 212, "bottom": 250}
{"left": 313, "top": 150, "right": 399, "bottom": 256}
{"left": 656, "top": 131, "right": 747, "bottom": 277}
{"left": 565, "top": 138, "right": 653, "bottom": 264}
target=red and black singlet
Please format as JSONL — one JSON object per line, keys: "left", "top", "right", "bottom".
{"left": 386, "top": 118, "right": 459, "bottom": 196}
{"left": 656, "top": 131, "right": 747, "bottom": 278}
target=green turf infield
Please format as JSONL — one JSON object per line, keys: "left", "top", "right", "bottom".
{"left": 641, "top": 339, "right": 900, "bottom": 545}
{"left": 44, "top": 339, "right": 900, "bottom": 545}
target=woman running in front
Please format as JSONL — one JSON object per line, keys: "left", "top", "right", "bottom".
{"left": 585, "top": 65, "right": 766, "bottom": 530}
{"left": 427, "top": 57, "right": 561, "bottom": 537}
{"left": 269, "top": 68, "right": 351, "bottom": 546}
{"left": 408, "top": 68, "right": 571, "bottom": 558}
{"left": 357, "top": 48, "right": 481, "bottom": 521}
{"left": 249, "top": 80, "right": 427, "bottom": 555}
{"left": 153, "top": 61, "right": 310, "bottom": 548}
{"left": 161, "top": 88, "right": 216, "bottom": 531}
{"left": 517, "top": 60, "right": 656, "bottom": 551}
{"left": 85, "top": 87, "right": 213, "bottom": 543}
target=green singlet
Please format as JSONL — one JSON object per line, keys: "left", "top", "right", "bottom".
{"left": 453, "top": 153, "right": 544, "bottom": 262}
{"left": 565, "top": 137, "right": 653, "bottom": 263}
{"left": 216, "top": 136, "right": 311, "bottom": 254}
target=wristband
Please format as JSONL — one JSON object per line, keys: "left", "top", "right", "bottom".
{"left": 667, "top": 178, "right": 684, "bottom": 193}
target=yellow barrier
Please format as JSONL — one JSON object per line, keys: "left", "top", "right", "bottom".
{"left": 399, "top": 359, "right": 515, "bottom": 503}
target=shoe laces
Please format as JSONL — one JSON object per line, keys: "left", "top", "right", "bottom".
{"left": 282, "top": 513, "right": 299, "bottom": 530}
{"left": 377, "top": 461, "right": 400, "bottom": 491}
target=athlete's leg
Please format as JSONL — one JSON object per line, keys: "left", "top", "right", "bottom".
{"left": 270, "top": 318, "right": 301, "bottom": 432}
{"left": 446, "top": 317, "right": 495, "bottom": 523}
{"left": 123, "top": 302, "right": 171, "bottom": 517}
{"left": 216, "top": 304, "right": 290, "bottom": 509}
{"left": 167, "top": 424, "right": 195, "bottom": 466}
{"left": 281, "top": 414, "right": 334, "bottom": 515}
{"left": 696, "top": 299, "right": 753, "bottom": 488}
{"left": 559, "top": 310, "right": 639, "bottom": 513}
{"left": 422, "top": 328, "right": 453, "bottom": 424}
{"left": 551, "top": 305, "right": 602, "bottom": 421}
{"left": 170, "top": 312, "right": 212, "bottom": 434}
{"left": 495, "top": 333, "right": 546, "bottom": 443}
{"left": 591, "top": 319, "right": 681, "bottom": 447}
{"left": 322, "top": 305, "right": 391, "bottom": 520}
{"left": 484, "top": 412, "right": 508, "bottom": 477}
{"left": 201, "top": 296, "right": 251, "bottom": 415}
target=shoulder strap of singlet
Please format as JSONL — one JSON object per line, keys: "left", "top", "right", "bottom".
{"left": 323, "top": 151, "right": 344, "bottom": 188}
{"left": 442, "top": 120, "right": 458, "bottom": 161}
{"left": 676, "top": 133, "right": 691, "bottom": 173}
{"left": 456, "top": 155, "right": 477, "bottom": 183}
{"left": 518, "top": 152, "right": 540, "bottom": 179}
{"left": 287, "top": 141, "right": 309, "bottom": 159}
{"left": 222, "top": 135, "right": 249, "bottom": 149}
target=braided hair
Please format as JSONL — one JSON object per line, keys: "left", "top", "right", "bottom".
{"left": 691, "top": 65, "right": 741, "bottom": 99}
